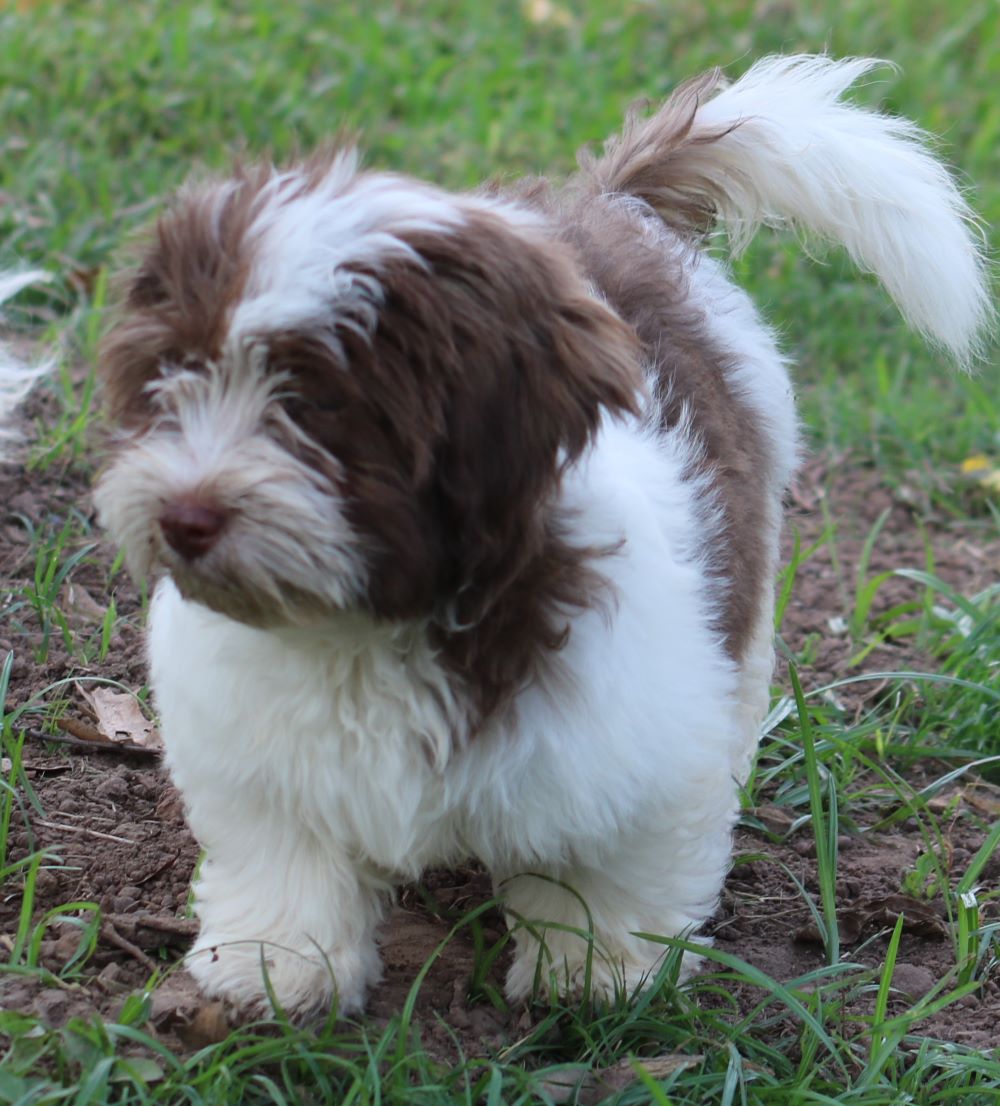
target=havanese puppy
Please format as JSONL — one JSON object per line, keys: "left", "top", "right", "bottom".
{"left": 95, "top": 56, "right": 992, "bottom": 1018}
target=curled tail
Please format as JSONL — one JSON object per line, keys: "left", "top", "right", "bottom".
{"left": 581, "top": 55, "right": 994, "bottom": 366}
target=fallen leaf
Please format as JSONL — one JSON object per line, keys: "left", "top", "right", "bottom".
{"left": 748, "top": 803, "right": 796, "bottom": 835}
{"left": 61, "top": 582, "right": 107, "bottom": 626}
{"left": 177, "top": 1000, "right": 232, "bottom": 1048}
{"left": 57, "top": 715, "right": 105, "bottom": 743}
{"left": 77, "top": 685, "right": 162, "bottom": 750}
{"left": 961, "top": 454, "right": 991, "bottom": 474}
{"left": 148, "top": 973, "right": 233, "bottom": 1047}
{"left": 963, "top": 783, "right": 1000, "bottom": 818}
{"left": 926, "top": 781, "right": 1000, "bottom": 818}
{"left": 539, "top": 1054, "right": 702, "bottom": 1105}
{"left": 959, "top": 454, "right": 1000, "bottom": 493}
{"left": 795, "top": 894, "right": 946, "bottom": 945}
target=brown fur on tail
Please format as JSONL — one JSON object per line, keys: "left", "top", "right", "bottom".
{"left": 577, "top": 70, "right": 735, "bottom": 237}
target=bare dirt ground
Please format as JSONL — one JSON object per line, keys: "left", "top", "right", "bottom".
{"left": 2, "top": 394, "right": 999, "bottom": 1058}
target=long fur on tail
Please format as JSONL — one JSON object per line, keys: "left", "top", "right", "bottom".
{"left": 0, "top": 269, "right": 51, "bottom": 455}
{"left": 582, "top": 55, "right": 994, "bottom": 366}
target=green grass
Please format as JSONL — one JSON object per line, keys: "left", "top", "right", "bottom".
{"left": 1, "top": 0, "right": 998, "bottom": 1102}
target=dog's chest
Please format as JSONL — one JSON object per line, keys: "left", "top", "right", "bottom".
{"left": 149, "top": 584, "right": 467, "bottom": 873}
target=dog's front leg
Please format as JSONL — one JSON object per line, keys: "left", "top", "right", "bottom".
{"left": 183, "top": 818, "right": 384, "bottom": 1020}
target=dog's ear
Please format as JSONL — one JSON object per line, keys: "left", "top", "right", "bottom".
{"left": 100, "top": 174, "right": 265, "bottom": 423}
{"left": 371, "top": 210, "right": 642, "bottom": 622}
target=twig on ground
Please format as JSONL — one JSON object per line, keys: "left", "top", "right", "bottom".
{"left": 100, "top": 920, "right": 159, "bottom": 973}
{"left": 35, "top": 818, "right": 137, "bottom": 845}
{"left": 104, "top": 912, "right": 199, "bottom": 942}
{"left": 26, "top": 725, "right": 160, "bottom": 758}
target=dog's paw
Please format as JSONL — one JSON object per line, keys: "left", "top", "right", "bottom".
{"left": 504, "top": 939, "right": 703, "bottom": 1007}
{"left": 184, "top": 930, "right": 381, "bottom": 1020}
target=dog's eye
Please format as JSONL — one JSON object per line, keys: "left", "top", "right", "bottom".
{"left": 288, "top": 395, "right": 347, "bottom": 415}
{"left": 312, "top": 398, "right": 348, "bottom": 414}
{"left": 283, "top": 393, "right": 351, "bottom": 426}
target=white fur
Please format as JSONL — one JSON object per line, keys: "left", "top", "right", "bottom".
{"left": 689, "top": 55, "right": 993, "bottom": 365}
{"left": 0, "top": 270, "right": 51, "bottom": 457}
{"left": 99, "top": 54, "right": 993, "bottom": 1017}
{"left": 228, "top": 152, "right": 466, "bottom": 353}
{"left": 150, "top": 412, "right": 743, "bottom": 1011}
{"left": 95, "top": 350, "right": 367, "bottom": 620}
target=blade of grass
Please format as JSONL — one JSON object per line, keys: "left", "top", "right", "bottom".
{"left": 790, "top": 663, "right": 840, "bottom": 966}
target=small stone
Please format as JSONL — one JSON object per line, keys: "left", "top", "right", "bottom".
{"left": 34, "top": 867, "right": 59, "bottom": 893}
{"left": 98, "top": 962, "right": 123, "bottom": 986}
{"left": 794, "top": 838, "right": 816, "bottom": 857}
{"left": 96, "top": 775, "right": 130, "bottom": 801}
{"left": 33, "top": 988, "right": 69, "bottom": 1025}
{"left": 155, "top": 789, "right": 186, "bottom": 822}
{"left": 891, "top": 962, "right": 935, "bottom": 999}
{"left": 51, "top": 930, "right": 81, "bottom": 963}
{"left": 36, "top": 939, "right": 59, "bottom": 966}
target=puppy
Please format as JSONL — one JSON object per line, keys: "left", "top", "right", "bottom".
{"left": 96, "top": 56, "right": 991, "bottom": 1018}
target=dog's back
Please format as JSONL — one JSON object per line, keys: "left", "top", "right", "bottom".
{"left": 513, "top": 55, "right": 994, "bottom": 778}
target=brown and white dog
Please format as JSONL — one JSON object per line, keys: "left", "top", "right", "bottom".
{"left": 96, "top": 56, "right": 992, "bottom": 1018}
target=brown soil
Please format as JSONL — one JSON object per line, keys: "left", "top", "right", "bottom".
{"left": 1, "top": 395, "right": 998, "bottom": 1059}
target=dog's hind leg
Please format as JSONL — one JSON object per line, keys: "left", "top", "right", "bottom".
{"left": 498, "top": 789, "right": 738, "bottom": 1004}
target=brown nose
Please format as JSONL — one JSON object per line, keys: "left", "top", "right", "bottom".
{"left": 159, "top": 501, "right": 227, "bottom": 560}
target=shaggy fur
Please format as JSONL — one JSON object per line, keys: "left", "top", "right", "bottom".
{"left": 95, "top": 55, "right": 992, "bottom": 1018}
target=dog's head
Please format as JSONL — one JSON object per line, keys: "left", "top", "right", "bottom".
{"left": 96, "top": 149, "right": 640, "bottom": 640}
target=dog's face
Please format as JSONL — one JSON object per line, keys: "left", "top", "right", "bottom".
{"left": 96, "top": 150, "right": 640, "bottom": 632}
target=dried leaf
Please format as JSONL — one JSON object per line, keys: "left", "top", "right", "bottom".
{"left": 149, "top": 975, "right": 232, "bottom": 1046}
{"left": 539, "top": 1054, "right": 702, "bottom": 1104}
{"left": 77, "top": 685, "right": 162, "bottom": 750}
{"left": 61, "top": 582, "right": 107, "bottom": 626}
{"left": 750, "top": 803, "right": 796, "bottom": 834}
{"left": 795, "top": 893, "right": 946, "bottom": 944}
{"left": 58, "top": 715, "right": 105, "bottom": 744}
{"left": 177, "top": 1001, "right": 232, "bottom": 1048}
{"left": 962, "top": 782, "right": 1000, "bottom": 818}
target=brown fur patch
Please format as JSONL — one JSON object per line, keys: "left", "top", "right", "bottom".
{"left": 577, "top": 70, "right": 736, "bottom": 238}
{"left": 278, "top": 208, "right": 641, "bottom": 716}
{"left": 497, "top": 168, "right": 775, "bottom": 660}
{"left": 555, "top": 191, "right": 773, "bottom": 661}
{"left": 99, "top": 164, "right": 274, "bottom": 422}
